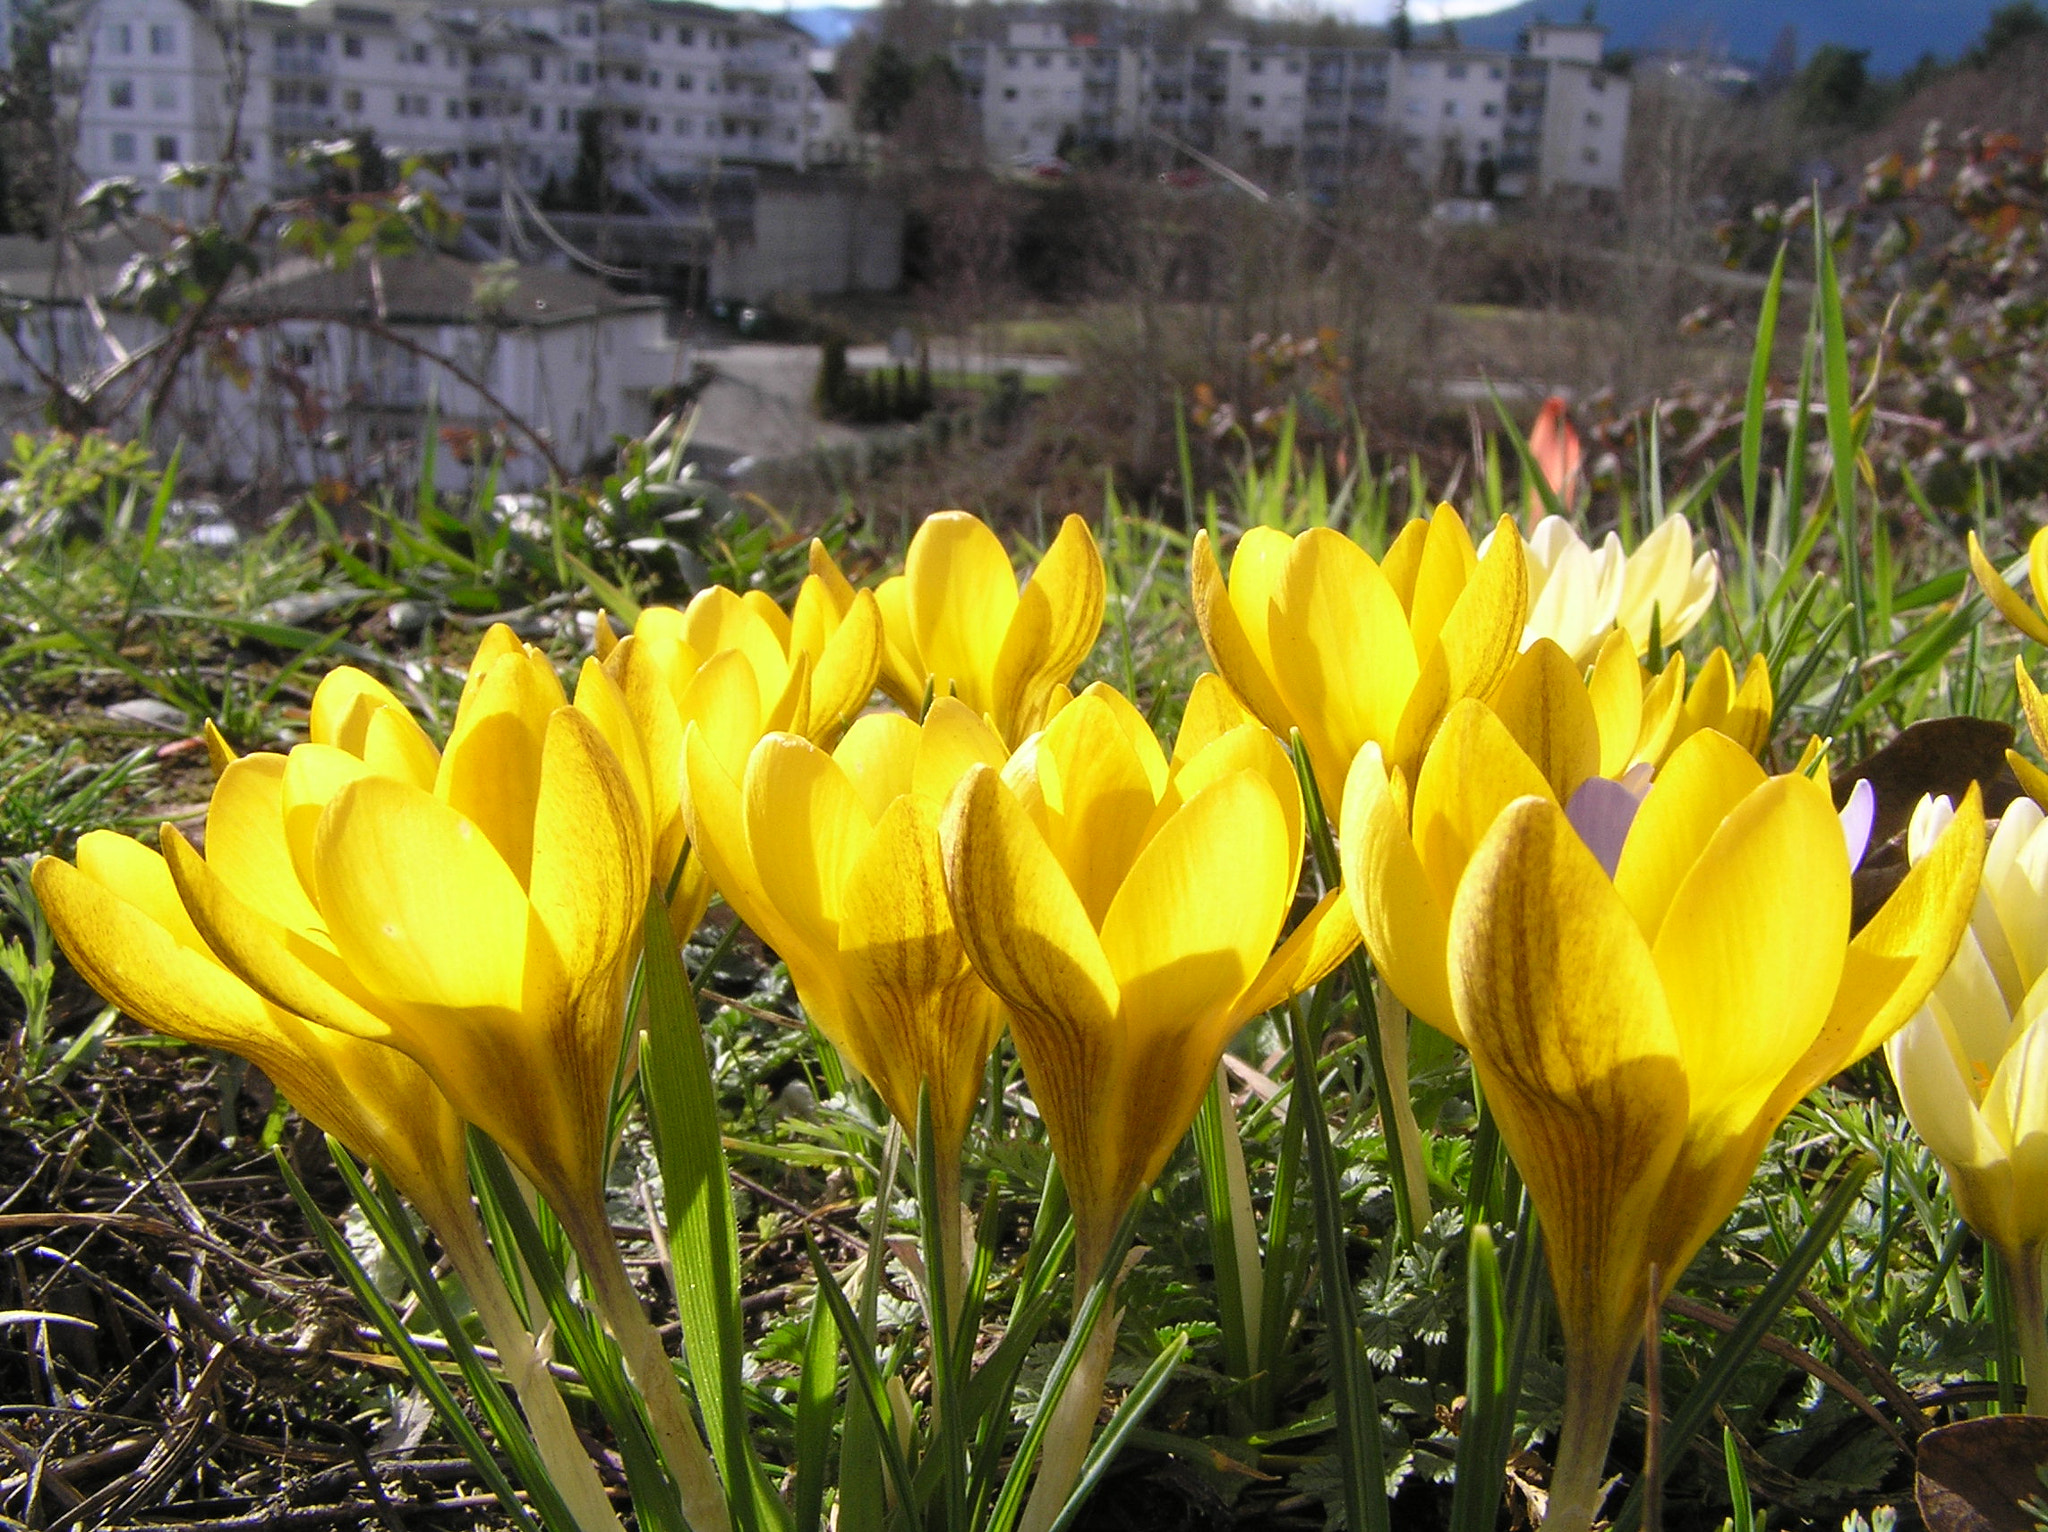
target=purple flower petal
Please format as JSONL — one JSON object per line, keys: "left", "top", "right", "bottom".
{"left": 1565, "top": 776, "right": 1643, "bottom": 879}
{"left": 1839, "top": 778, "right": 1875, "bottom": 871}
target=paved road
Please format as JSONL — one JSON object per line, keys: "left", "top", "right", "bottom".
{"left": 684, "top": 340, "right": 1076, "bottom": 465}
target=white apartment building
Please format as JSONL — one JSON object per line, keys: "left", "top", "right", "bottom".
{"left": 51, "top": 0, "right": 838, "bottom": 218}
{"left": 952, "top": 16, "right": 1629, "bottom": 199}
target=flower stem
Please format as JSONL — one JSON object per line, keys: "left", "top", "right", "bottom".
{"left": 561, "top": 1203, "right": 733, "bottom": 1532}
{"left": 2000, "top": 1241, "right": 2048, "bottom": 1416}
{"left": 1545, "top": 1331, "right": 1636, "bottom": 1532}
{"left": 436, "top": 1205, "right": 627, "bottom": 1532}
{"left": 1018, "top": 1255, "right": 1123, "bottom": 1532}
{"left": 1376, "top": 986, "right": 1432, "bottom": 1235}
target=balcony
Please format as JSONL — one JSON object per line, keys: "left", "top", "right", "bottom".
{"left": 272, "top": 53, "right": 333, "bottom": 77}
{"left": 595, "top": 34, "right": 642, "bottom": 64}
{"left": 467, "top": 67, "right": 526, "bottom": 99}
{"left": 271, "top": 104, "right": 339, "bottom": 132}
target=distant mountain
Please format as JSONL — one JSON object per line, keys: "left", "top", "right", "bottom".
{"left": 1450, "top": 1, "right": 2001, "bottom": 74}
{"left": 785, "top": 5, "right": 876, "bottom": 47}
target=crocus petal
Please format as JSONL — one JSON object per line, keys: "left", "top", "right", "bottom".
{"left": 1431, "top": 513, "right": 1530, "bottom": 709}
{"left": 1153, "top": 722, "right": 1302, "bottom": 868}
{"left": 1404, "top": 505, "right": 1479, "bottom": 662}
{"left": 991, "top": 514, "right": 1104, "bottom": 743}
{"left": 838, "top": 792, "right": 1004, "bottom": 1157}
{"left": 1169, "top": 673, "right": 1255, "bottom": 771}
{"left": 571, "top": 657, "right": 654, "bottom": 857}
{"left": 201, "top": 753, "right": 323, "bottom": 937}
{"left": 281, "top": 743, "right": 375, "bottom": 899}
{"left": 1450, "top": 794, "right": 1688, "bottom": 1355}
{"left": 1342, "top": 744, "right": 1459, "bottom": 1037}
{"left": 872, "top": 576, "right": 924, "bottom": 713}
{"left": 314, "top": 774, "right": 542, "bottom": 1015}
{"left": 1409, "top": 699, "right": 1555, "bottom": 913}
{"left": 1489, "top": 639, "right": 1602, "bottom": 803}
{"left": 310, "top": 666, "right": 408, "bottom": 751}
{"left": 911, "top": 697, "right": 1009, "bottom": 803}
{"left": 1774, "top": 785, "right": 1986, "bottom": 1113}
{"left": 163, "top": 827, "right": 395, "bottom": 1042}
{"left": 1839, "top": 780, "right": 1875, "bottom": 870}
{"left": 1231, "top": 885, "right": 1360, "bottom": 1029}
{"left": 1099, "top": 769, "right": 1292, "bottom": 1051}
{"left": 908, "top": 512, "right": 1020, "bottom": 716}
{"left": 1888, "top": 1009, "right": 2006, "bottom": 1173}
{"left": 2018, "top": 661, "right": 2048, "bottom": 764}
{"left": 834, "top": 712, "right": 923, "bottom": 822}
{"left": 528, "top": 708, "right": 646, "bottom": 986}
{"left": 681, "top": 721, "right": 804, "bottom": 964}
{"left": 1268, "top": 527, "right": 1419, "bottom": 801}
{"left": 682, "top": 586, "right": 794, "bottom": 706}
{"left": 939, "top": 764, "right": 1121, "bottom": 1049}
{"left": 1025, "top": 692, "right": 1164, "bottom": 926}
{"left": 1587, "top": 632, "right": 1646, "bottom": 778}
{"left": 746, "top": 734, "right": 875, "bottom": 962}
{"left": 1565, "top": 777, "right": 1643, "bottom": 879}
{"left": 436, "top": 645, "right": 563, "bottom": 886}
{"left": 1652, "top": 774, "right": 1849, "bottom": 1132}
{"left": 941, "top": 765, "right": 1122, "bottom": 1233}
{"left": 1970, "top": 531, "right": 2048, "bottom": 645}
{"left": 1612, "top": 728, "right": 1768, "bottom": 945}
{"left": 805, "top": 588, "right": 884, "bottom": 742}
{"left": 1210, "top": 527, "right": 1298, "bottom": 730}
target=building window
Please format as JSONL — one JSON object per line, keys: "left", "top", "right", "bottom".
{"left": 446, "top": 97, "right": 461, "bottom": 118}
{"left": 530, "top": 105, "right": 543, "bottom": 128}
{"left": 154, "top": 134, "right": 178, "bottom": 160}
{"left": 110, "top": 131, "right": 136, "bottom": 161}
{"left": 1585, "top": 109, "right": 1603, "bottom": 127}
{"left": 1447, "top": 62, "right": 1467, "bottom": 79}
{"left": 343, "top": 88, "right": 363, "bottom": 110}
{"left": 1582, "top": 146, "right": 1599, "bottom": 163}
{"left": 1482, "top": 101, "right": 1499, "bottom": 116}
{"left": 149, "top": 23, "right": 174, "bottom": 54}
{"left": 343, "top": 34, "right": 363, "bottom": 57}
{"left": 1002, "top": 86, "right": 1017, "bottom": 100}
{"left": 678, "top": 26, "right": 694, "bottom": 45}
{"left": 676, "top": 116, "right": 691, "bottom": 134}
{"left": 648, "top": 115, "right": 660, "bottom": 131}
{"left": 1444, "top": 100, "right": 1458, "bottom": 116}
{"left": 1590, "top": 75, "right": 1606, "bottom": 92}
{"left": 678, "top": 72, "right": 693, "bottom": 90}
{"left": 1248, "top": 93, "right": 1263, "bottom": 108}
{"left": 151, "top": 81, "right": 176, "bottom": 108}
{"left": 1489, "top": 65, "right": 1504, "bottom": 79}
{"left": 575, "top": 60, "right": 591, "bottom": 83}
{"left": 1286, "top": 59, "right": 1302, "bottom": 74}
{"left": 649, "top": 22, "right": 661, "bottom": 40}
{"left": 108, "top": 79, "right": 134, "bottom": 108}
{"left": 468, "top": 98, "right": 483, "bottom": 117}
{"left": 575, "top": 12, "right": 591, "bottom": 35}
{"left": 1249, "top": 57, "right": 1264, "bottom": 73}
{"left": 559, "top": 106, "right": 570, "bottom": 129}
{"left": 650, "top": 68, "right": 661, "bottom": 84}
{"left": 107, "top": 22, "right": 132, "bottom": 53}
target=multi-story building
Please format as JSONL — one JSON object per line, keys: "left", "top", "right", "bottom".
{"left": 51, "top": 0, "right": 840, "bottom": 218}
{"left": 951, "top": 16, "right": 1630, "bottom": 200}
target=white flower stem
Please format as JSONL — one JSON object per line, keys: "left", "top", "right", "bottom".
{"left": 2000, "top": 1241, "right": 2048, "bottom": 1417}
{"left": 435, "top": 1203, "right": 628, "bottom": 1532}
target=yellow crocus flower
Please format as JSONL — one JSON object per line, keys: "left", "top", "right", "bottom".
{"left": 938, "top": 678, "right": 1356, "bottom": 1532}
{"left": 1508, "top": 514, "right": 1719, "bottom": 664}
{"left": 155, "top": 633, "right": 647, "bottom": 1226}
{"left": 2006, "top": 660, "right": 2048, "bottom": 808}
{"left": 1444, "top": 741, "right": 1982, "bottom": 1532}
{"left": 593, "top": 547, "right": 884, "bottom": 937}
{"left": 148, "top": 636, "right": 728, "bottom": 1525}
{"left": 31, "top": 793, "right": 630, "bottom": 1532}
{"left": 1190, "top": 505, "right": 1527, "bottom": 805}
{"left": 1888, "top": 792, "right": 2048, "bottom": 1408}
{"left": 1348, "top": 640, "right": 1773, "bottom": 1038}
{"left": 862, "top": 510, "right": 1105, "bottom": 746}
{"left": 678, "top": 698, "right": 1010, "bottom": 1186}
{"left": 938, "top": 680, "right": 1358, "bottom": 1275}
{"left": 1969, "top": 526, "right": 2048, "bottom": 644}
